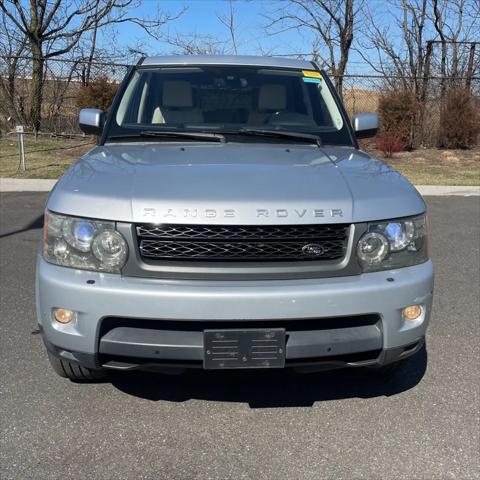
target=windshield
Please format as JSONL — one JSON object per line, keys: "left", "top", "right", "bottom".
{"left": 107, "top": 66, "right": 353, "bottom": 145}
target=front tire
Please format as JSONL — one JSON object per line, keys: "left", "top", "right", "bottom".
{"left": 47, "top": 351, "right": 106, "bottom": 381}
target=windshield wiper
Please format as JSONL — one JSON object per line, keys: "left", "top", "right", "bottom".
{"left": 140, "top": 130, "right": 225, "bottom": 142}
{"left": 108, "top": 131, "right": 225, "bottom": 143}
{"left": 232, "top": 128, "right": 322, "bottom": 146}
{"left": 108, "top": 129, "right": 320, "bottom": 145}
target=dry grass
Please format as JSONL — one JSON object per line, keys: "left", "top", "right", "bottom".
{"left": 367, "top": 147, "right": 480, "bottom": 186}
{"left": 343, "top": 88, "right": 380, "bottom": 116}
{"left": 0, "top": 136, "right": 95, "bottom": 179}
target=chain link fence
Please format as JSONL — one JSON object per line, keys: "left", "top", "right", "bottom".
{"left": 342, "top": 72, "right": 480, "bottom": 148}
{"left": 0, "top": 56, "right": 128, "bottom": 135}
{"left": 1, "top": 55, "right": 479, "bottom": 147}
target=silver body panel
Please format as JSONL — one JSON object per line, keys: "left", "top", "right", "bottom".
{"left": 47, "top": 144, "right": 425, "bottom": 224}
{"left": 37, "top": 256, "right": 433, "bottom": 356}
{"left": 352, "top": 112, "right": 379, "bottom": 133}
{"left": 79, "top": 108, "right": 103, "bottom": 129}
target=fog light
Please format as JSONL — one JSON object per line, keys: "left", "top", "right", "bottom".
{"left": 53, "top": 308, "right": 75, "bottom": 324}
{"left": 403, "top": 304, "right": 422, "bottom": 321}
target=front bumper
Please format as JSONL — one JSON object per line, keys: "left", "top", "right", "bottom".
{"left": 36, "top": 256, "right": 434, "bottom": 371}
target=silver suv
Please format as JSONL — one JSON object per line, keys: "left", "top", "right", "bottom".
{"left": 36, "top": 55, "right": 433, "bottom": 380}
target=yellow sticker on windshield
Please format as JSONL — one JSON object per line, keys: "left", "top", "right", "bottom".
{"left": 302, "top": 70, "right": 322, "bottom": 79}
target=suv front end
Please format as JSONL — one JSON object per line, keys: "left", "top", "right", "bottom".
{"left": 38, "top": 208, "right": 432, "bottom": 376}
{"left": 36, "top": 55, "right": 433, "bottom": 379}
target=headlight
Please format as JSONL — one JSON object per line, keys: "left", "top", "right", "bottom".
{"left": 357, "top": 232, "right": 389, "bottom": 266}
{"left": 43, "top": 211, "right": 128, "bottom": 273}
{"left": 357, "top": 214, "right": 428, "bottom": 272}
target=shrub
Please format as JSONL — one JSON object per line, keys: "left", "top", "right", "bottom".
{"left": 378, "top": 89, "right": 418, "bottom": 150}
{"left": 76, "top": 76, "right": 118, "bottom": 111}
{"left": 375, "top": 128, "right": 408, "bottom": 158}
{"left": 437, "top": 89, "right": 480, "bottom": 149}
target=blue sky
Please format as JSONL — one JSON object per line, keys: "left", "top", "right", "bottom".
{"left": 86, "top": 0, "right": 477, "bottom": 76}
{"left": 6, "top": 0, "right": 476, "bottom": 76}
{"left": 6, "top": 0, "right": 480, "bottom": 74}
{"left": 114, "top": 0, "right": 308, "bottom": 56}
{"left": 107, "top": 0, "right": 390, "bottom": 73}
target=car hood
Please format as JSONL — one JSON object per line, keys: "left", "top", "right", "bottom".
{"left": 48, "top": 142, "right": 425, "bottom": 224}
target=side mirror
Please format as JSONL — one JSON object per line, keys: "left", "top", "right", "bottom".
{"left": 352, "top": 112, "right": 379, "bottom": 139}
{"left": 79, "top": 108, "right": 105, "bottom": 135}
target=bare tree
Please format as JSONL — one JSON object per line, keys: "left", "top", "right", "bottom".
{"left": 358, "top": 0, "right": 428, "bottom": 93}
{"left": 359, "top": 0, "right": 479, "bottom": 146}
{"left": 84, "top": 2, "right": 101, "bottom": 86}
{"left": 358, "top": 0, "right": 430, "bottom": 146}
{"left": 167, "top": 0, "right": 241, "bottom": 55}
{"left": 264, "top": 0, "right": 361, "bottom": 96}
{"left": 430, "top": 0, "right": 479, "bottom": 93}
{"left": 0, "top": 11, "right": 29, "bottom": 125}
{"left": 165, "top": 32, "right": 229, "bottom": 55}
{"left": 0, "top": 0, "right": 184, "bottom": 132}
{"left": 432, "top": 0, "right": 447, "bottom": 95}
{"left": 360, "top": 0, "right": 479, "bottom": 88}
{"left": 217, "top": 0, "right": 239, "bottom": 54}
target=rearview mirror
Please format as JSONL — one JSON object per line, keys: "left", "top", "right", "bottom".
{"left": 352, "top": 112, "right": 379, "bottom": 139}
{"left": 79, "top": 108, "right": 105, "bottom": 135}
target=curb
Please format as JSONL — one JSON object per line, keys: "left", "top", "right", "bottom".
{"left": 0, "top": 178, "right": 57, "bottom": 192}
{"left": 415, "top": 185, "right": 480, "bottom": 196}
{"left": 0, "top": 178, "right": 479, "bottom": 196}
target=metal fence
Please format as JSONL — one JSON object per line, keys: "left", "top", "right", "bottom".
{"left": 0, "top": 56, "right": 128, "bottom": 134}
{"left": 1, "top": 55, "right": 479, "bottom": 147}
{"left": 342, "top": 72, "right": 480, "bottom": 147}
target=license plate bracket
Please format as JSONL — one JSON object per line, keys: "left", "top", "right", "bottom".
{"left": 203, "top": 328, "right": 286, "bottom": 369}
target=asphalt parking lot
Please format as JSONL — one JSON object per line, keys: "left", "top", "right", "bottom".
{"left": 1, "top": 192, "right": 479, "bottom": 480}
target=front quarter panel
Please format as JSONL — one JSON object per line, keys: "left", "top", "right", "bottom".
{"left": 330, "top": 148, "right": 426, "bottom": 220}
{"left": 47, "top": 146, "right": 136, "bottom": 220}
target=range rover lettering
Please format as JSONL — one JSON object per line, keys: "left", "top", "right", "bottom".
{"left": 36, "top": 55, "right": 434, "bottom": 380}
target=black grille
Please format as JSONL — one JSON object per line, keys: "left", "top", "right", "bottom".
{"left": 136, "top": 223, "right": 350, "bottom": 262}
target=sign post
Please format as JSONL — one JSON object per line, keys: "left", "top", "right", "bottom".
{"left": 16, "top": 125, "right": 26, "bottom": 171}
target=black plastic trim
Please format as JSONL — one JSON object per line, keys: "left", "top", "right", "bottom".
{"left": 43, "top": 334, "right": 426, "bottom": 373}
{"left": 98, "top": 314, "right": 382, "bottom": 362}
{"left": 355, "top": 128, "right": 379, "bottom": 139}
{"left": 99, "top": 65, "right": 136, "bottom": 146}
{"left": 99, "top": 315, "right": 380, "bottom": 335}
{"left": 101, "top": 349, "right": 383, "bottom": 372}
{"left": 43, "top": 337, "right": 101, "bottom": 371}
{"left": 99, "top": 324, "right": 382, "bottom": 362}
{"left": 79, "top": 114, "right": 105, "bottom": 136}
{"left": 312, "top": 64, "right": 359, "bottom": 149}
